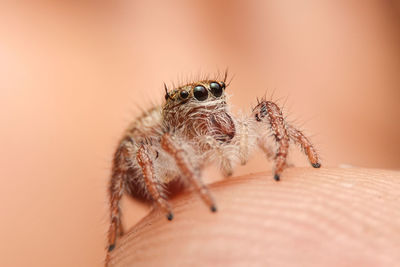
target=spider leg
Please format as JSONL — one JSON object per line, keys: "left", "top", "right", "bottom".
{"left": 106, "top": 137, "right": 173, "bottom": 265}
{"left": 258, "top": 136, "right": 297, "bottom": 168}
{"left": 136, "top": 144, "right": 173, "bottom": 220}
{"left": 106, "top": 138, "right": 134, "bottom": 265}
{"left": 161, "top": 133, "right": 217, "bottom": 212}
{"left": 252, "top": 100, "right": 291, "bottom": 181}
{"left": 107, "top": 170, "right": 125, "bottom": 253}
{"left": 253, "top": 100, "right": 321, "bottom": 180}
{"left": 286, "top": 124, "right": 321, "bottom": 168}
{"left": 107, "top": 144, "right": 131, "bottom": 254}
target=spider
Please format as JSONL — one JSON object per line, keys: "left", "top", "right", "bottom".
{"left": 106, "top": 72, "right": 321, "bottom": 262}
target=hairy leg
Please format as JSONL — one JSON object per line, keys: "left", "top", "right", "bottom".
{"left": 286, "top": 124, "right": 321, "bottom": 168}
{"left": 161, "top": 133, "right": 217, "bottom": 212}
{"left": 252, "top": 100, "right": 312, "bottom": 181}
{"left": 106, "top": 138, "right": 135, "bottom": 265}
{"left": 136, "top": 145, "right": 173, "bottom": 219}
{"left": 106, "top": 138, "right": 174, "bottom": 266}
{"left": 107, "top": 171, "right": 125, "bottom": 253}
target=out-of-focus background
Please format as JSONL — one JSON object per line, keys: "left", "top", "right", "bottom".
{"left": 1, "top": 1, "right": 399, "bottom": 266}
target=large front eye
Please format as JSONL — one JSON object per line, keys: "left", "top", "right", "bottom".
{"left": 193, "top": 85, "right": 208, "bottom": 101}
{"left": 210, "top": 82, "right": 223, "bottom": 97}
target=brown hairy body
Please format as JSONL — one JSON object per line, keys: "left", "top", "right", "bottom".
{"left": 105, "top": 72, "right": 321, "bottom": 265}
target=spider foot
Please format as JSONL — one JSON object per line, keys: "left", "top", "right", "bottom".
{"left": 166, "top": 212, "right": 174, "bottom": 221}
{"left": 210, "top": 205, "right": 218, "bottom": 212}
{"left": 312, "top": 163, "right": 321, "bottom": 168}
{"left": 108, "top": 244, "right": 115, "bottom": 252}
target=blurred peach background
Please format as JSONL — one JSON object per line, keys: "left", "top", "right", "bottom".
{"left": 1, "top": 1, "right": 399, "bottom": 266}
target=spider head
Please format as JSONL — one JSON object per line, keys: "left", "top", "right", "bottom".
{"left": 163, "top": 80, "right": 227, "bottom": 109}
{"left": 162, "top": 77, "right": 234, "bottom": 141}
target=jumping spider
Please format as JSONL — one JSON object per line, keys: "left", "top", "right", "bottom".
{"left": 106, "top": 72, "right": 321, "bottom": 261}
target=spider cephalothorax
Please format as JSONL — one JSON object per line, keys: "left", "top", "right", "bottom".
{"left": 163, "top": 79, "right": 235, "bottom": 145}
{"left": 105, "top": 72, "right": 321, "bottom": 265}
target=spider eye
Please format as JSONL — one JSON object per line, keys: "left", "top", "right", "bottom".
{"left": 193, "top": 85, "right": 208, "bottom": 101}
{"left": 210, "top": 82, "right": 223, "bottom": 97}
{"left": 180, "top": 90, "right": 189, "bottom": 99}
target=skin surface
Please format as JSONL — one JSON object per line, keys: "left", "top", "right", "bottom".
{"left": 108, "top": 167, "right": 400, "bottom": 267}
